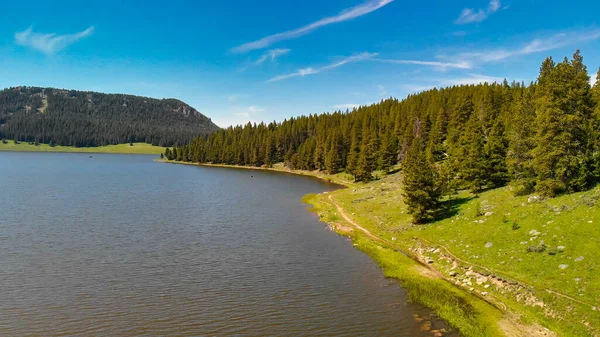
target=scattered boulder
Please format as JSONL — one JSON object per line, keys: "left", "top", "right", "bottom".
{"left": 481, "top": 291, "right": 488, "bottom": 296}
{"left": 484, "top": 212, "right": 494, "bottom": 217}
{"left": 558, "top": 264, "right": 569, "bottom": 270}
{"left": 529, "top": 229, "right": 541, "bottom": 236}
{"left": 528, "top": 195, "right": 541, "bottom": 203}
{"left": 485, "top": 242, "right": 493, "bottom": 248}
{"left": 449, "top": 271, "right": 458, "bottom": 277}
{"left": 575, "top": 256, "right": 584, "bottom": 262}
{"left": 557, "top": 246, "right": 565, "bottom": 252}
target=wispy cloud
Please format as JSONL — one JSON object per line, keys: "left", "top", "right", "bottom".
{"left": 440, "top": 73, "right": 505, "bottom": 86}
{"left": 374, "top": 58, "right": 472, "bottom": 70}
{"left": 266, "top": 52, "right": 378, "bottom": 82}
{"left": 15, "top": 26, "right": 94, "bottom": 55}
{"left": 377, "top": 84, "right": 387, "bottom": 97}
{"left": 453, "top": 29, "right": 600, "bottom": 64}
{"left": 215, "top": 105, "right": 266, "bottom": 127}
{"left": 333, "top": 103, "right": 361, "bottom": 110}
{"left": 231, "top": 0, "right": 393, "bottom": 53}
{"left": 401, "top": 84, "right": 433, "bottom": 93}
{"left": 255, "top": 48, "right": 291, "bottom": 64}
{"left": 454, "top": 0, "right": 501, "bottom": 25}
{"left": 227, "top": 94, "right": 250, "bottom": 102}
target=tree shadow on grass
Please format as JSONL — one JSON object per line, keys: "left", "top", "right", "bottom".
{"left": 432, "top": 195, "right": 477, "bottom": 221}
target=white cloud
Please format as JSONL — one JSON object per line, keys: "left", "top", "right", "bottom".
{"left": 440, "top": 74, "right": 505, "bottom": 86}
{"left": 488, "top": 0, "right": 501, "bottom": 12}
{"left": 377, "top": 84, "right": 387, "bottom": 97}
{"left": 401, "top": 84, "right": 433, "bottom": 93}
{"left": 216, "top": 106, "right": 266, "bottom": 127}
{"left": 333, "top": 103, "right": 361, "bottom": 110}
{"left": 231, "top": 0, "right": 393, "bottom": 53}
{"left": 255, "top": 48, "right": 291, "bottom": 64}
{"left": 375, "top": 58, "right": 472, "bottom": 71}
{"left": 248, "top": 106, "right": 264, "bottom": 113}
{"left": 591, "top": 76, "right": 598, "bottom": 87}
{"left": 227, "top": 94, "right": 250, "bottom": 102}
{"left": 267, "top": 52, "right": 378, "bottom": 82}
{"left": 15, "top": 26, "right": 94, "bottom": 55}
{"left": 454, "top": 0, "right": 501, "bottom": 25}
{"left": 454, "top": 29, "right": 600, "bottom": 64}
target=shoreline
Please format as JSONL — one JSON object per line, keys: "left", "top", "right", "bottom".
{"left": 158, "top": 159, "right": 534, "bottom": 336}
{"left": 0, "top": 141, "right": 165, "bottom": 155}
{"left": 157, "top": 159, "right": 352, "bottom": 187}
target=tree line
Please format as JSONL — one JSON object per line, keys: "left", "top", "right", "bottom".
{"left": 168, "top": 51, "right": 600, "bottom": 223}
{"left": 0, "top": 87, "right": 220, "bottom": 147}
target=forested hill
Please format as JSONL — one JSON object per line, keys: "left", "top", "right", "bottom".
{"left": 169, "top": 51, "right": 600, "bottom": 223}
{"left": 0, "top": 86, "right": 219, "bottom": 147}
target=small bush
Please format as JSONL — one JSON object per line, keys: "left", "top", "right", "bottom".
{"left": 548, "top": 248, "right": 558, "bottom": 255}
{"left": 475, "top": 201, "right": 484, "bottom": 217}
{"left": 512, "top": 221, "right": 521, "bottom": 230}
{"left": 527, "top": 243, "right": 546, "bottom": 253}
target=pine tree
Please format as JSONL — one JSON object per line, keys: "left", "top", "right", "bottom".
{"left": 346, "top": 127, "right": 360, "bottom": 177}
{"left": 484, "top": 119, "right": 509, "bottom": 188}
{"left": 403, "top": 136, "right": 441, "bottom": 224}
{"left": 378, "top": 127, "right": 397, "bottom": 172}
{"left": 533, "top": 52, "right": 594, "bottom": 196}
{"left": 507, "top": 89, "right": 536, "bottom": 195}
{"left": 459, "top": 114, "right": 486, "bottom": 192}
{"left": 354, "top": 144, "right": 373, "bottom": 182}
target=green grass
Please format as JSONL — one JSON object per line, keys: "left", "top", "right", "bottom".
{"left": 0, "top": 140, "right": 165, "bottom": 154}
{"left": 317, "top": 168, "right": 600, "bottom": 336}
{"left": 306, "top": 192, "right": 505, "bottom": 337}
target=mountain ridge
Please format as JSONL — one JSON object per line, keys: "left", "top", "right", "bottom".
{"left": 0, "top": 86, "right": 219, "bottom": 147}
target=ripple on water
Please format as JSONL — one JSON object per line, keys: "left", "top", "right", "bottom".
{"left": 0, "top": 153, "right": 459, "bottom": 336}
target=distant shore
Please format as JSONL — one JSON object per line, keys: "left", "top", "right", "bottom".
{"left": 157, "top": 159, "right": 353, "bottom": 186}
{"left": 0, "top": 141, "right": 165, "bottom": 155}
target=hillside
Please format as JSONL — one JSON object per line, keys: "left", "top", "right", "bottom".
{"left": 0, "top": 86, "right": 219, "bottom": 147}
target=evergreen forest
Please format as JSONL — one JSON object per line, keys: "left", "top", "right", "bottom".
{"left": 0, "top": 86, "right": 219, "bottom": 147}
{"left": 169, "top": 52, "right": 600, "bottom": 223}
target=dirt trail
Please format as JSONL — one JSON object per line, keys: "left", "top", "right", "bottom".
{"left": 326, "top": 194, "right": 558, "bottom": 337}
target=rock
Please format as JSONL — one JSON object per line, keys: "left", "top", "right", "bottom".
{"left": 449, "top": 271, "right": 458, "bottom": 277}
{"left": 558, "top": 264, "right": 569, "bottom": 270}
{"left": 521, "top": 202, "right": 527, "bottom": 207}
{"left": 484, "top": 212, "right": 494, "bottom": 217}
{"left": 481, "top": 291, "right": 488, "bottom": 296}
{"left": 485, "top": 242, "right": 493, "bottom": 248}
{"left": 529, "top": 229, "right": 541, "bottom": 236}
{"left": 575, "top": 256, "right": 584, "bottom": 262}
{"left": 427, "top": 259, "right": 434, "bottom": 264}
{"left": 528, "top": 195, "right": 541, "bottom": 203}
{"left": 391, "top": 237, "right": 396, "bottom": 241}
{"left": 484, "top": 284, "right": 490, "bottom": 288}
{"left": 557, "top": 246, "right": 565, "bottom": 252}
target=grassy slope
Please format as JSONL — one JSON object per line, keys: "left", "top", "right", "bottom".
{"left": 318, "top": 169, "right": 599, "bottom": 336}
{"left": 0, "top": 140, "right": 165, "bottom": 154}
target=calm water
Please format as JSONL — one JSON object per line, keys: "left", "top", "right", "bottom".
{"left": 0, "top": 152, "right": 456, "bottom": 336}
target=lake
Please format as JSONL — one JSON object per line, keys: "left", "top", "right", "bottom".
{"left": 0, "top": 152, "right": 456, "bottom": 336}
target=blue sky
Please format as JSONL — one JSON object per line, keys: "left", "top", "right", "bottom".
{"left": 1, "top": 0, "right": 599, "bottom": 127}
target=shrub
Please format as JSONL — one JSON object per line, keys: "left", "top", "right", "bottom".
{"left": 527, "top": 243, "right": 546, "bottom": 253}
{"left": 512, "top": 221, "right": 521, "bottom": 230}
